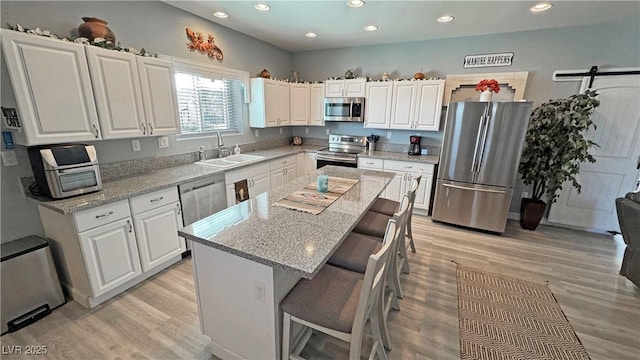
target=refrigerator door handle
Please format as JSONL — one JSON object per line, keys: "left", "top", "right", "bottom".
{"left": 475, "top": 114, "right": 491, "bottom": 174}
{"left": 471, "top": 115, "right": 486, "bottom": 176}
{"left": 442, "top": 183, "right": 506, "bottom": 194}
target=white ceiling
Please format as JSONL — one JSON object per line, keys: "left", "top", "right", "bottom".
{"left": 163, "top": 1, "right": 639, "bottom": 52}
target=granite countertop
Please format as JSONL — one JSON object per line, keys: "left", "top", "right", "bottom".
{"left": 35, "top": 145, "right": 324, "bottom": 215}
{"left": 179, "top": 166, "right": 395, "bottom": 279}
{"left": 358, "top": 151, "right": 440, "bottom": 164}
{"left": 33, "top": 144, "right": 433, "bottom": 215}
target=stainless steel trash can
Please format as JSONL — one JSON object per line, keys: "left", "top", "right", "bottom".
{"left": 1, "top": 236, "right": 66, "bottom": 334}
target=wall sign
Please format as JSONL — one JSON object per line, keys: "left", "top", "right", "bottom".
{"left": 464, "top": 52, "right": 513, "bottom": 68}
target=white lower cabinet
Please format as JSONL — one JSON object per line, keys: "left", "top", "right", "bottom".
{"left": 132, "top": 201, "right": 185, "bottom": 272}
{"left": 38, "top": 187, "right": 184, "bottom": 308}
{"left": 304, "top": 153, "right": 317, "bottom": 175}
{"left": 382, "top": 160, "right": 435, "bottom": 212}
{"left": 225, "top": 162, "right": 271, "bottom": 207}
{"left": 78, "top": 216, "right": 142, "bottom": 297}
{"left": 270, "top": 155, "right": 297, "bottom": 189}
{"left": 358, "top": 157, "right": 434, "bottom": 212}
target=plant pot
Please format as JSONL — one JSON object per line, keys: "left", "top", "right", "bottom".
{"left": 520, "top": 198, "right": 546, "bottom": 230}
{"left": 479, "top": 89, "right": 493, "bottom": 102}
{"left": 78, "top": 17, "right": 115, "bottom": 42}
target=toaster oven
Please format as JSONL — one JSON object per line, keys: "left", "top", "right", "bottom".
{"left": 28, "top": 144, "right": 102, "bottom": 199}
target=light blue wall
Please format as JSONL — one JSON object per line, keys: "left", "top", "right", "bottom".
{"left": 1, "top": 1, "right": 638, "bottom": 242}
{"left": 290, "top": 17, "right": 640, "bottom": 214}
{"left": 0, "top": 0, "right": 294, "bottom": 242}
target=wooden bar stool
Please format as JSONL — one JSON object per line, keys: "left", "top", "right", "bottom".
{"left": 281, "top": 220, "right": 400, "bottom": 360}
{"left": 353, "top": 176, "right": 420, "bottom": 278}
{"left": 370, "top": 169, "right": 422, "bottom": 254}
{"left": 327, "top": 195, "right": 410, "bottom": 350}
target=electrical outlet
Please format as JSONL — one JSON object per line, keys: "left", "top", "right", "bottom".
{"left": 131, "top": 139, "right": 141, "bottom": 152}
{"left": 304, "top": 127, "right": 309, "bottom": 134}
{"left": 254, "top": 281, "right": 265, "bottom": 303}
{"left": 386, "top": 131, "right": 392, "bottom": 139}
{"left": 279, "top": 128, "right": 283, "bottom": 135}
{"left": 255, "top": 129, "right": 260, "bottom": 137}
{"left": 521, "top": 191, "right": 529, "bottom": 199}
{"left": 326, "top": 129, "right": 330, "bottom": 135}
{"left": 157, "top": 136, "right": 169, "bottom": 148}
{"left": 1, "top": 151, "right": 18, "bottom": 166}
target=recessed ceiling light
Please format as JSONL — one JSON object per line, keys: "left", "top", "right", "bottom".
{"left": 305, "top": 32, "right": 317, "bottom": 38}
{"left": 212, "top": 11, "right": 228, "bottom": 18}
{"left": 530, "top": 2, "right": 553, "bottom": 12}
{"left": 347, "top": 0, "right": 365, "bottom": 8}
{"left": 437, "top": 15, "right": 454, "bottom": 23}
{"left": 363, "top": 25, "right": 378, "bottom": 32}
{"left": 254, "top": 3, "right": 270, "bottom": 11}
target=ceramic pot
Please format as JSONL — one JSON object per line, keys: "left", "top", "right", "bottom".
{"left": 413, "top": 72, "right": 425, "bottom": 80}
{"left": 78, "top": 17, "right": 115, "bottom": 42}
{"left": 479, "top": 89, "right": 493, "bottom": 102}
{"left": 260, "top": 69, "right": 271, "bottom": 79}
{"left": 520, "top": 198, "right": 546, "bottom": 230}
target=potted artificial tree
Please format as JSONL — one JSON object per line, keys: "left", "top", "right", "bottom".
{"left": 518, "top": 90, "right": 600, "bottom": 230}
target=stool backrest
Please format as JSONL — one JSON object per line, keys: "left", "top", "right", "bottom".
{"left": 352, "top": 218, "right": 399, "bottom": 336}
{"left": 406, "top": 172, "right": 421, "bottom": 217}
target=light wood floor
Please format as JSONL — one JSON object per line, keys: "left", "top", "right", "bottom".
{"left": 2, "top": 217, "right": 639, "bottom": 360}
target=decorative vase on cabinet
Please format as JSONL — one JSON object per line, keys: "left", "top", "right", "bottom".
{"left": 78, "top": 17, "right": 116, "bottom": 42}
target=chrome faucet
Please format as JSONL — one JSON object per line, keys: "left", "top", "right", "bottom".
{"left": 216, "top": 131, "right": 226, "bottom": 158}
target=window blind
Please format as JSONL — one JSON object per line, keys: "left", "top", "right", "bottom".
{"left": 175, "top": 72, "right": 241, "bottom": 135}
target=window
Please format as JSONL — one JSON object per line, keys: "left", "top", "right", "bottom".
{"left": 172, "top": 58, "right": 249, "bottom": 138}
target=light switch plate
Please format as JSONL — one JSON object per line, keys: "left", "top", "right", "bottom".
{"left": 131, "top": 139, "right": 141, "bottom": 152}
{"left": 255, "top": 129, "right": 260, "bottom": 137}
{"left": 279, "top": 128, "right": 283, "bottom": 135}
{"left": 1, "top": 151, "right": 18, "bottom": 166}
{"left": 305, "top": 127, "right": 309, "bottom": 134}
{"left": 326, "top": 129, "right": 330, "bottom": 135}
{"left": 157, "top": 136, "right": 169, "bottom": 148}
{"left": 386, "top": 131, "right": 392, "bottom": 139}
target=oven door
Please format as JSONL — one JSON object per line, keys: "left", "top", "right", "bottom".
{"left": 316, "top": 155, "right": 358, "bottom": 169}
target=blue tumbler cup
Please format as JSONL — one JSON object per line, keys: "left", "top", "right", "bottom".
{"left": 317, "top": 175, "right": 329, "bottom": 193}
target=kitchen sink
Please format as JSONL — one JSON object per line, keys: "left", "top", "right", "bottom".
{"left": 196, "top": 154, "right": 265, "bottom": 168}
{"left": 222, "top": 154, "right": 265, "bottom": 163}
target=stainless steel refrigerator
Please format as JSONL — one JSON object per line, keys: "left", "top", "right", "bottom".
{"left": 432, "top": 101, "right": 532, "bottom": 233}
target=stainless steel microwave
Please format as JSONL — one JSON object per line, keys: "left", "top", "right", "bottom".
{"left": 323, "top": 97, "right": 365, "bottom": 122}
{"left": 28, "top": 144, "right": 102, "bottom": 199}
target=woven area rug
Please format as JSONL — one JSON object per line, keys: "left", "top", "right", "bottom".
{"left": 456, "top": 265, "right": 591, "bottom": 360}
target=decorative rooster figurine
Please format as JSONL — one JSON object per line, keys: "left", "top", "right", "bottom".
{"left": 186, "top": 28, "right": 223, "bottom": 61}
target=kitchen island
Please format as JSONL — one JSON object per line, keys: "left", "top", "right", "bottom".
{"left": 179, "top": 166, "right": 394, "bottom": 360}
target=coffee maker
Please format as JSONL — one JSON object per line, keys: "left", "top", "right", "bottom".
{"left": 408, "top": 135, "right": 421, "bottom": 155}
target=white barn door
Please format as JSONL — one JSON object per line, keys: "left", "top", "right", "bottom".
{"left": 548, "top": 72, "right": 640, "bottom": 232}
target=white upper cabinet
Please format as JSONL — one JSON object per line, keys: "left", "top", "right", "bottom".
{"left": 414, "top": 80, "right": 445, "bottom": 131}
{"left": 390, "top": 81, "right": 418, "bottom": 129}
{"left": 365, "top": 79, "right": 445, "bottom": 131}
{"left": 86, "top": 47, "right": 146, "bottom": 139}
{"left": 136, "top": 57, "right": 181, "bottom": 136}
{"left": 309, "top": 84, "right": 325, "bottom": 126}
{"left": 1, "top": 29, "right": 101, "bottom": 145}
{"left": 364, "top": 82, "right": 393, "bottom": 129}
{"left": 325, "top": 79, "right": 366, "bottom": 97}
{"left": 289, "top": 83, "right": 310, "bottom": 126}
{"left": 249, "top": 78, "right": 290, "bottom": 128}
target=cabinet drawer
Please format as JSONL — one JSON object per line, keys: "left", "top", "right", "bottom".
{"left": 75, "top": 200, "right": 131, "bottom": 233}
{"left": 129, "top": 187, "right": 179, "bottom": 215}
{"left": 225, "top": 162, "right": 270, "bottom": 185}
{"left": 384, "top": 160, "right": 434, "bottom": 175}
{"left": 269, "top": 155, "right": 297, "bottom": 171}
{"left": 357, "top": 157, "right": 384, "bottom": 169}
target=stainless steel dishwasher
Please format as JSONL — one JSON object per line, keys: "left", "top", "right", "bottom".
{"left": 178, "top": 174, "right": 227, "bottom": 251}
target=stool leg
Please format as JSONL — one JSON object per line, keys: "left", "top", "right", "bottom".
{"left": 407, "top": 214, "right": 416, "bottom": 253}
{"left": 377, "top": 284, "right": 392, "bottom": 350}
{"left": 370, "top": 308, "right": 389, "bottom": 360}
{"left": 282, "top": 312, "right": 291, "bottom": 360}
{"left": 400, "top": 233, "right": 410, "bottom": 274}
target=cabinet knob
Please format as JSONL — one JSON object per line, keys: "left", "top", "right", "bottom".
{"left": 148, "top": 123, "right": 154, "bottom": 135}
{"left": 141, "top": 122, "right": 147, "bottom": 135}
{"left": 92, "top": 124, "right": 100, "bottom": 138}
{"left": 127, "top": 219, "right": 133, "bottom": 233}
{"left": 150, "top": 196, "right": 164, "bottom": 203}
{"left": 177, "top": 203, "right": 182, "bottom": 215}
{"left": 95, "top": 211, "right": 114, "bottom": 219}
